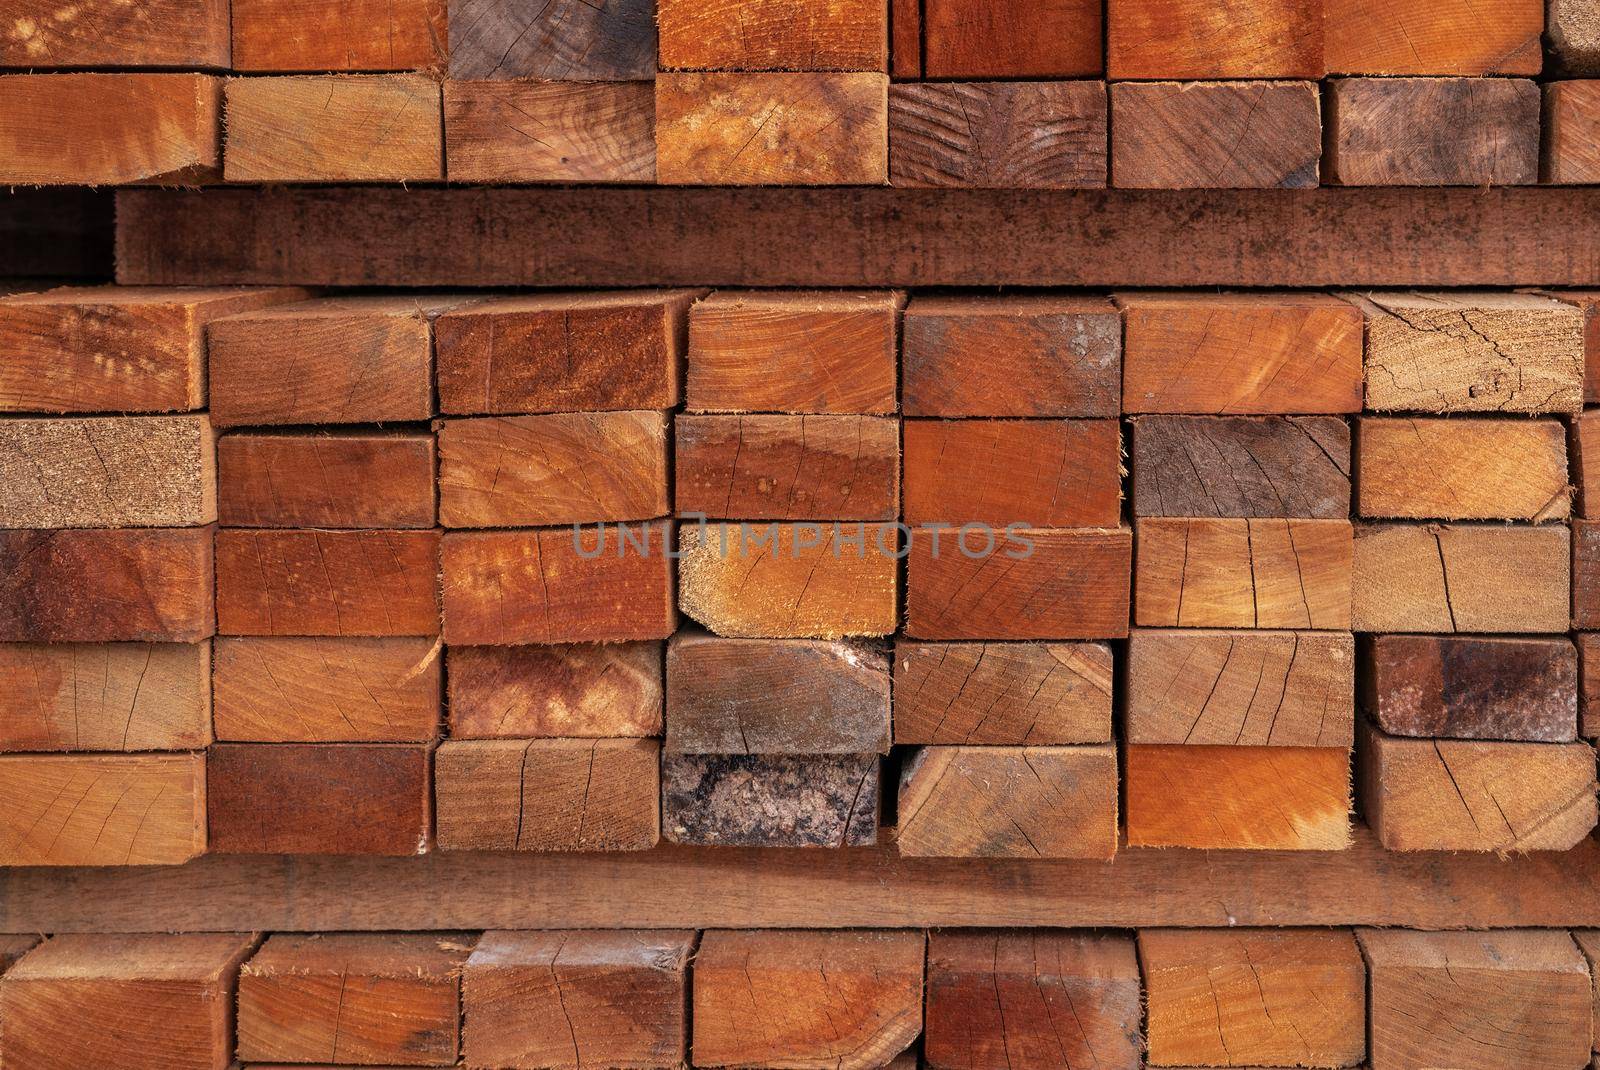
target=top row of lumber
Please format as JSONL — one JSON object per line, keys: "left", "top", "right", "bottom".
{"left": 2, "top": 0, "right": 1595, "bottom": 77}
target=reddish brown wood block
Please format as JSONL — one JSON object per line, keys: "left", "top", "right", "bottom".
{"left": 1548, "top": 81, "right": 1600, "bottom": 185}
{"left": 206, "top": 743, "right": 432, "bottom": 855}
{"left": 926, "top": 930, "right": 1140, "bottom": 1070}
{"left": 0, "top": 641, "right": 211, "bottom": 752}
{"left": 0, "top": 934, "right": 255, "bottom": 1070}
{"left": 439, "top": 412, "right": 668, "bottom": 527}
{"left": 445, "top": 80, "right": 655, "bottom": 183}
{"left": 214, "top": 529, "right": 440, "bottom": 637}
{"left": 1575, "top": 410, "right": 1600, "bottom": 517}
{"left": 1107, "top": 0, "right": 1324, "bottom": 79}
{"left": 1365, "top": 635, "right": 1579, "bottom": 742}
{"left": 922, "top": 0, "right": 1102, "bottom": 77}
{"left": 208, "top": 296, "right": 460, "bottom": 427}
{"left": 902, "top": 296, "right": 1120, "bottom": 417}
{"left": 0, "top": 73, "right": 221, "bottom": 184}
{"left": 0, "top": 0, "right": 230, "bottom": 67}
{"left": 693, "top": 930, "right": 923, "bottom": 1070}
{"left": 237, "top": 933, "right": 470, "bottom": 1066}
{"left": 0, "top": 528, "right": 214, "bottom": 643}
{"left": 218, "top": 432, "right": 436, "bottom": 529}
{"left": 686, "top": 291, "right": 901, "bottom": 414}
{"left": 903, "top": 418, "right": 1121, "bottom": 527}
{"left": 462, "top": 929, "right": 694, "bottom": 1070}
{"left": 231, "top": 0, "right": 446, "bottom": 71}
{"left": 0, "top": 754, "right": 207, "bottom": 866}
{"left": 889, "top": 81, "right": 1107, "bottom": 189}
{"left": 435, "top": 291, "right": 698, "bottom": 415}
{"left": 442, "top": 524, "right": 675, "bottom": 645}
{"left": 1327, "top": 77, "right": 1541, "bottom": 185}
{"left": 1111, "top": 81, "right": 1321, "bottom": 189}
{"left": 657, "top": 0, "right": 887, "bottom": 71}
{"left": 1325, "top": 0, "right": 1543, "bottom": 74}
{"left": 1120, "top": 292, "right": 1363, "bottom": 414}
{"left": 212, "top": 636, "right": 440, "bottom": 742}
{"left": 447, "top": 642, "right": 663, "bottom": 738}
{"left": 894, "top": 641, "right": 1113, "bottom": 745}
{"left": 1124, "top": 744, "right": 1353, "bottom": 850}
{"left": 906, "top": 527, "right": 1131, "bottom": 640}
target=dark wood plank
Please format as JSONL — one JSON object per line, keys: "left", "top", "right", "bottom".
{"left": 1111, "top": 80, "right": 1320, "bottom": 189}
{"left": 889, "top": 81, "right": 1106, "bottom": 189}
{"left": 447, "top": 0, "right": 656, "bottom": 80}
{"left": 1327, "top": 76, "right": 1541, "bottom": 185}
{"left": 1364, "top": 635, "right": 1579, "bottom": 742}
{"left": 1129, "top": 415, "right": 1350, "bottom": 518}
{"left": 662, "top": 754, "right": 878, "bottom": 847}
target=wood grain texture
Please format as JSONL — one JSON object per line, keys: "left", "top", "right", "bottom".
{"left": 224, "top": 74, "right": 442, "bottom": 181}
{"left": 1351, "top": 522, "right": 1570, "bottom": 633}
{"left": 1576, "top": 931, "right": 1600, "bottom": 1055}
{"left": 1578, "top": 519, "right": 1600, "bottom": 629}
{"left": 1134, "top": 518, "right": 1354, "bottom": 630}
{"left": 903, "top": 419, "right": 1121, "bottom": 527}
{"left": 655, "top": 72, "right": 888, "bottom": 186}
{"left": 0, "top": 285, "right": 304, "bottom": 414}
{"left": 445, "top": 80, "right": 654, "bottom": 183}
{"left": 922, "top": 0, "right": 1102, "bottom": 77}
{"left": 212, "top": 636, "right": 441, "bottom": 742}
{"left": 447, "top": 642, "right": 662, "bottom": 738}
{"left": 662, "top": 753, "right": 879, "bottom": 847}
{"left": 1140, "top": 929, "right": 1365, "bottom": 1068}
{"left": 657, "top": 0, "right": 886, "bottom": 71}
{"left": 1124, "top": 745, "right": 1353, "bottom": 850}
{"left": 890, "top": 0, "right": 919, "bottom": 77}
{"left": 666, "top": 633, "right": 889, "bottom": 754}
{"left": 1360, "top": 723, "right": 1598, "bottom": 852}
{"left": 1575, "top": 410, "right": 1600, "bottom": 516}
{"left": 0, "top": 528, "right": 214, "bottom": 643}
{"left": 237, "top": 933, "right": 469, "bottom": 1066}
{"left": 893, "top": 640, "right": 1113, "bottom": 745}
{"left": 687, "top": 291, "right": 900, "bottom": 414}
{"left": 1357, "top": 417, "right": 1570, "bottom": 520}
{"left": 1130, "top": 415, "right": 1350, "bottom": 519}
{"left": 1553, "top": 0, "right": 1600, "bottom": 73}
{"left": 889, "top": 81, "right": 1107, "bottom": 189}
{"left": 217, "top": 432, "right": 436, "bottom": 529}
{"left": 1547, "top": 81, "right": 1600, "bottom": 185}
{"left": 906, "top": 527, "right": 1131, "bottom": 640}
{"left": 215, "top": 529, "right": 441, "bottom": 637}
{"left": 0, "top": 73, "right": 220, "bottom": 184}
{"left": 678, "top": 522, "right": 898, "bottom": 639}
{"left": 1127, "top": 629, "right": 1354, "bottom": 747}
{"left": 1120, "top": 292, "right": 1363, "bottom": 414}
{"left": 1324, "top": 0, "right": 1543, "bottom": 74}
{"left": 207, "top": 743, "right": 432, "bottom": 855}
{"left": 208, "top": 295, "right": 463, "bottom": 427}
{"left": 1354, "top": 291, "right": 1585, "bottom": 414}
{"left": 462, "top": 929, "right": 693, "bottom": 1070}
{"left": 231, "top": 0, "right": 446, "bottom": 71}
{"left": 1111, "top": 81, "right": 1320, "bottom": 190}
{"left": 1361, "top": 929, "right": 1594, "bottom": 1070}
{"left": 902, "top": 295, "right": 1120, "bottom": 418}
{"left": 675, "top": 414, "right": 898, "bottom": 521}
{"left": 0, "top": 641, "right": 211, "bottom": 752}
{"left": 0, "top": 0, "right": 229, "bottom": 67}
{"left": 692, "top": 930, "right": 923, "bottom": 1070}
{"left": 439, "top": 412, "right": 667, "bottom": 527}
{"left": 925, "top": 930, "right": 1140, "bottom": 1070}
{"left": 1583, "top": 633, "right": 1600, "bottom": 739}
{"left": 1326, "top": 77, "right": 1541, "bottom": 186}
{"left": 1364, "top": 635, "right": 1579, "bottom": 742}
{"left": 436, "top": 290, "right": 697, "bottom": 415}
{"left": 441, "top": 524, "right": 675, "bottom": 645}
{"left": 1107, "top": 0, "right": 1323, "bottom": 79}
{"left": 0, "top": 754, "right": 205, "bottom": 866}
{"left": 447, "top": 0, "right": 656, "bottom": 80}
{"left": 116, "top": 186, "right": 1600, "bottom": 290}
{"left": 435, "top": 738, "right": 660, "bottom": 852}
{"left": 897, "top": 745, "right": 1118, "bottom": 859}
{"left": 0, "top": 416, "right": 214, "bottom": 528}
{"left": 0, "top": 933, "right": 254, "bottom": 1070}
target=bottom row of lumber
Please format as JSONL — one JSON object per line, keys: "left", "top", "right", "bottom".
{"left": 0, "top": 927, "right": 1598, "bottom": 1069}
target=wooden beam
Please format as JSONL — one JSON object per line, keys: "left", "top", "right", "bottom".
{"left": 212, "top": 637, "right": 440, "bottom": 743}
{"left": 0, "top": 0, "right": 229, "bottom": 67}
{"left": 662, "top": 753, "right": 879, "bottom": 847}
{"left": 1110, "top": 81, "right": 1320, "bottom": 189}
{"left": 230, "top": 0, "right": 446, "bottom": 71}
{"left": 1326, "top": 77, "right": 1541, "bottom": 185}
{"left": 224, "top": 74, "right": 442, "bottom": 182}
{"left": 1364, "top": 635, "right": 1579, "bottom": 742}
{"left": 1552, "top": 0, "right": 1600, "bottom": 73}
{"left": 238, "top": 933, "right": 470, "bottom": 1065}
{"left": 1129, "top": 415, "right": 1350, "bottom": 519}
{"left": 1575, "top": 411, "right": 1600, "bottom": 517}
{"left": 0, "top": 754, "right": 206, "bottom": 866}
{"left": 1356, "top": 417, "right": 1570, "bottom": 520}
{"left": 0, "top": 641, "right": 211, "bottom": 753}
{"left": 444, "top": 80, "right": 655, "bottom": 183}
{"left": 446, "top": 0, "right": 656, "bottom": 80}
{"left": 889, "top": 81, "right": 1107, "bottom": 189}
{"left": 1324, "top": 0, "right": 1542, "bottom": 74}
{"left": 893, "top": 641, "right": 1113, "bottom": 745}
{"left": 207, "top": 743, "right": 432, "bottom": 856}
{"left": 1107, "top": 0, "right": 1323, "bottom": 79}
{"left": 462, "top": 930, "right": 694, "bottom": 1070}
{"left": 217, "top": 432, "right": 436, "bottom": 529}
{"left": 903, "top": 419, "right": 1121, "bottom": 527}
{"left": 656, "top": 0, "right": 887, "bottom": 71}
{"left": 114, "top": 186, "right": 1600, "bottom": 289}
{"left": 447, "top": 642, "right": 662, "bottom": 738}
{"left": 922, "top": 0, "right": 1102, "bottom": 77}
{"left": 1546, "top": 81, "right": 1600, "bottom": 185}
{"left": 692, "top": 930, "right": 923, "bottom": 1070}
